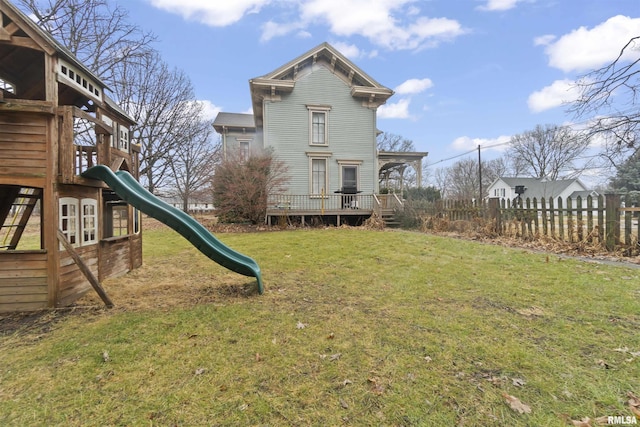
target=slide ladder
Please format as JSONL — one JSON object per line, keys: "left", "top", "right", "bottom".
{"left": 82, "top": 165, "right": 263, "bottom": 294}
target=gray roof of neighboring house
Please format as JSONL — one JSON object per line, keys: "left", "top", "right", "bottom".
{"left": 212, "top": 112, "right": 255, "bottom": 133}
{"left": 569, "top": 190, "right": 599, "bottom": 199}
{"left": 495, "top": 177, "right": 587, "bottom": 199}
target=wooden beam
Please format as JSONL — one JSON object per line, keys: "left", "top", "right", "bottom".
{"left": 57, "top": 229, "right": 114, "bottom": 308}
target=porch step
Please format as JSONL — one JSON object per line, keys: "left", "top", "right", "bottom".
{"left": 380, "top": 209, "right": 400, "bottom": 227}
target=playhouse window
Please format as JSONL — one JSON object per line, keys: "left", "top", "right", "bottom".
{"left": 81, "top": 199, "right": 98, "bottom": 244}
{"left": 0, "top": 78, "right": 16, "bottom": 94}
{"left": 133, "top": 208, "right": 141, "bottom": 234}
{"left": 102, "top": 116, "right": 115, "bottom": 148}
{"left": 119, "top": 126, "right": 129, "bottom": 152}
{"left": 110, "top": 204, "right": 129, "bottom": 237}
{"left": 59, "top": 198, "right": 79, "bottom": 247}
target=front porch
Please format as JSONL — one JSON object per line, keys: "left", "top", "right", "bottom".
{"left": 265, "top": 193, "right": 404, "bottom": 226}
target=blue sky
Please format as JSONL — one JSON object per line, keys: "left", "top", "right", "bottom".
{"left": 119, "top": 0, "right": 640, "bottom": 182}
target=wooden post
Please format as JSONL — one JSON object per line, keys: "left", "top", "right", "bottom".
{"left": 597, "top": 194, "right": 605, "bottom": 243}
{"left": 576, "top": 196, "right": 583, "bottom": 242}
{"left": 488, "top": 198, "right": 501, "bottom": 234}
{"left": 558, "top": 197, "right": 565, "bottom": 241}
{"left": 541, "top": 197, "right": 548, "bottom": 238}
{"left": 567, "top": 197, "right": 574, "bottom": 243}
{"left": 587, "top": 195, "right": 594, "bottom": 243}
{"left": 605, "top": 193, "right": 620, "bottom": 251}
{"left": 549, "top": 197, "right": 556, "bottom": 239}
{"left": 57, "top": 229, "right": 114, "bottom": 308}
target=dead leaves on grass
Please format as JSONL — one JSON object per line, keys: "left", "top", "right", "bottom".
{"left": 629, "top": 391, "right": 640, "bottom": 417}
{"left": 565, "top": 391, "right": 640, "bottom": 426}
{"left": 502, "top": 392, "right": 532, "bottom": 414}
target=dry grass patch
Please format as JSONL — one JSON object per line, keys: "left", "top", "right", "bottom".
{"left": 1, "top": 220, "right": 640, "bottom": 426}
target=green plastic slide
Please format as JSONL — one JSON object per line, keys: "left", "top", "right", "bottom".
{"left": 82, "top": 165, "right": 264, "bottom": 294}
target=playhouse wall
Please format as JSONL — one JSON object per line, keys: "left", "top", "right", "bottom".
{"left": 0, "top": 251, "right": 48, "bottom": 312}
{"left": 99, "top": 236, "right": 137, "bottom": 280}
{"left": 0, "top": 112, "right": 48, "bottom": 183}
{"left": 57, "top": 244, "right": 96, "bottom": 307}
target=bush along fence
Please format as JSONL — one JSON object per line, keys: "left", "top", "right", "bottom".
{"left": 423, "top": 194, "right": 640, "bottom": 253}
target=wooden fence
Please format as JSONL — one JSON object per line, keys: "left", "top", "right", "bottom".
{"left": 423, "top": 194, "right": 640, "bottom": 252}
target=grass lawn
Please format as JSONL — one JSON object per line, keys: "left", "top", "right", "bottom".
{"left": 1, "top": 223, "right": 639, "bottom": 426}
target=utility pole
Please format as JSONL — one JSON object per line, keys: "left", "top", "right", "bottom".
{"left": 478, "top": 145, "right": 482, "bottom": 200}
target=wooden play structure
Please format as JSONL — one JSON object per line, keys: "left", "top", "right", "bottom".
{"left": 0, "top": 0, "right": 142, "bottom": 312}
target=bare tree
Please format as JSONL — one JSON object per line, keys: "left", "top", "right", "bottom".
{"left": 507, "top": 124, "right": 588, "bottom": 180}
{"left": 169, "top": 110, "right": 220, "bottom": 212}
{"left": 17, "top": 0, "right": 156, "bottom": 87}
{"left": 111, "top": 52, "right": 202, "bottom": 194}
{"left": 18, "top": 0, "right": 210, "bottom": 196}
{"left": 212, "top": 150, "right": 289, "bottom": 224}
{"left": 482, "top": 157, "right": 510, "bottom": 187}
{"left": 571, "top": 36, "right": 640, "bottom": 162}
{"left": 447, "top": 158, "right": 481, "bottom": 200}
{"left": 433, "top": 167, "right": 449, "bottom": 199}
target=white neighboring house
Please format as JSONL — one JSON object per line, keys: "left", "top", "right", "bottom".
{"left": 160, "top": 196, "right": 215, "bottom": 214}
{"left": 487, "top": 177, "right": 599, "bottom": 202}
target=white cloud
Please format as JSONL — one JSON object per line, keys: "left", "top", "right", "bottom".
{"left": 149, "top": 0, "right": 467, "bottom": 51}
{"left": 197, "top": 100, "right": 223, "bottom": 120}
{"left": 533, "top": 34, "right": 555, "bottom": 47}
{"left": 527, "top": 79, "right": 582, "bottom": 113}
{"left": 331, "top": 41, "right": 362, "bottom": 59}
{"left": 476, "top": 0, "right": 522, "bottom": 12}
{"left": 394, "top": 78, "right": 433, "bottom": 95}
{"left": 542, "top": 15, "right": 640, "bottom": 72}
{"left": 378, "top": 98, "right": 411, "bottom": 119}
{"left": 297, "top": 0, "right": 467, "bottom": 50}
{"left": 148, "top": 0, "right": 271, "bottom": 27}
{"left": 451, "top": 135, "right": 511, "bottom": 152}
{"left": 261, "top": 20, "right": 305, "bottom": 42}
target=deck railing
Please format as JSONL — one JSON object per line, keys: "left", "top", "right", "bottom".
{"left": 267, "top": 194, "right": 376, "bottom": 213}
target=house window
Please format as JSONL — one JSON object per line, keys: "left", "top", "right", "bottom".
{"left": 312, "top": 112, "right": 326, "bottom": 145}
{"left": 341, "top": 165, "right": 358, "bottom": 190}
{"left": 81, "top": 199, "right": 98, "bottom": 244}
{"left": 307, "top": 105, "right": 331, "bottom": 146}
{"left": 240, "top": 141, "right": 249, "bottom": 162}
{"left": 311, "top": 158, "right": 327, "bottom": 195}
{"left": 59, "top": 197, "right": 79, "bottom": 247}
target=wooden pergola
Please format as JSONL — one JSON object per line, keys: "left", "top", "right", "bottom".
{"left": 378, "top": 151, "right": 428, "bottom": 191}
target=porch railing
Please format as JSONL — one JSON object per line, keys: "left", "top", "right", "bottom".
{"left": 267, "top": 194, "right": 375, "bottom": 213}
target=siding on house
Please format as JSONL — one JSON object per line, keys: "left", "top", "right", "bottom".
{"left": 264, "top": 66, "right": 377, "bottom": 196}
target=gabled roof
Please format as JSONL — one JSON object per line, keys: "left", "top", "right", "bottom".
{"left": 489, "top": 177, "right": 589, "bottom": 199}
{"left": 1, "top": 0, "right": 108, "bottom": 91}
{"left": 212, "top": 112, "right": 255, "bottom": 133}
{"left": 249, "top": 42, "right": 393, "bottom": 127}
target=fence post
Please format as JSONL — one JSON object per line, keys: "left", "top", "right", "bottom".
{"left": 605, "top": 193, "right": 621, "bottom": 251}
{"left": 488, "top": 198, "right": 501, "bottom": 234}
{"left": 624, "top": 193, "right": 632, "bottom": 246}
